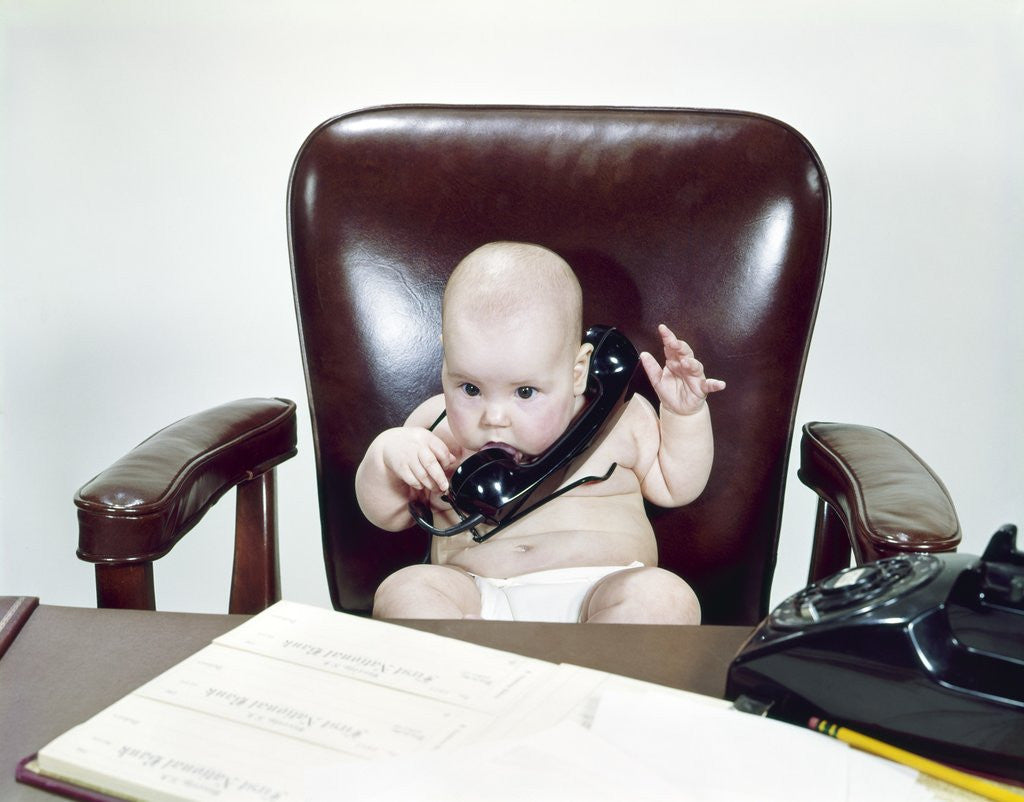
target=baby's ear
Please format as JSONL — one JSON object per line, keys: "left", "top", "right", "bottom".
{"left": 572, "top": 342, "right": 594, "bottom": 395}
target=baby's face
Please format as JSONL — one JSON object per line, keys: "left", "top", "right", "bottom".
{"left": 441, "top": 311, "right": 586, "bottom": 463}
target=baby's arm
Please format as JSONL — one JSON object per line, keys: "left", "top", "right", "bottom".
{"left": 637, "top": 324, "right": 726, "bottom": 507}
{"left": 354, "top": 396, "right": 457, "bottom": 531}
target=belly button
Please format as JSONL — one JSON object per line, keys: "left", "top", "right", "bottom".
{"left": 515, "top": 545, "right": 530, "bottom": 553}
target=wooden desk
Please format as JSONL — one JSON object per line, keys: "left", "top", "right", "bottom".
{"left": 0, "top": 599, "right": 751, "bottom": 801}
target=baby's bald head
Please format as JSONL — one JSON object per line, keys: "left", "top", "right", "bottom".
{"left": 440, "top": 243, "right": 594, "bottom": 455}
{"left": 442, "top": 242, "right": 583, "bottom": 354}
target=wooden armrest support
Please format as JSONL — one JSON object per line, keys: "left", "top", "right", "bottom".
{"left": 75, "top": 398, "right": 297, "bottom": 611}
{"left": 799, "top": 422, "right": 961, "bottom": 581}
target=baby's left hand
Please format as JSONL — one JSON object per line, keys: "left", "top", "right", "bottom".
{"left": 640, "top": 324, "right": 726, "bottom": 416}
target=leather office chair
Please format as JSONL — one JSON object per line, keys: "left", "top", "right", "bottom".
{"left": 75, "top": 106, "right": 961, "bottom": 624}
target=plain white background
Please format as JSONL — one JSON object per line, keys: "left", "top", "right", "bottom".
{"left": 2, "top": 1, "right": 1021, "bottom": 615}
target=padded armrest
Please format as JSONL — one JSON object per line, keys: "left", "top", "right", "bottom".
{"left": 76, "top": 398, "right": 298, "bottom": 563}
{"left": 799, "top": 422, "right": 961, "bottom": 563}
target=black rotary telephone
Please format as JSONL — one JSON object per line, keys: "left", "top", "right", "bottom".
{"left": 727, "top": 525, "right": 1024, "bottom": 781}
{"left": 410, "top": 325, "right": 640, "bottom": 542}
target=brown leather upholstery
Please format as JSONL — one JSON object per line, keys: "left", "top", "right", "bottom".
{"left": 76, "top": 398, "right": 297, "bottom": 612}
{"left": 290, "top": 105, "right": 831, "bottom": 624}
{"left": 800, "top": 422, "right": 961, "bottom": 581}
{"left": 78, "top": 105, "right": 960, "bottom": 623}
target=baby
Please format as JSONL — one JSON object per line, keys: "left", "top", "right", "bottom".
{"left": 355, "top": 242, "right": 725, "bottom": 624}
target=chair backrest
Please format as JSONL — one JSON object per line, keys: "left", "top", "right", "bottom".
{"left": 288, "top": 105, "right": 829, "bottom": 625}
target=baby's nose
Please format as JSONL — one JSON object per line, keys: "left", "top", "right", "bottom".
{"left": 480, "top": 401, "right": 510, "bottom": 427}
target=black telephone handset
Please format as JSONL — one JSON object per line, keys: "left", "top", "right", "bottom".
{"left": 410, "top": 325, "right": 640, "bottom": 542}
{"left": 727, "top": 525, "right": 1024, "bottom": 781}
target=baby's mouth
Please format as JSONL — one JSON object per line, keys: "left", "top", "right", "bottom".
{"left": 481, "top": 442, "right": 525, "bottom": 464}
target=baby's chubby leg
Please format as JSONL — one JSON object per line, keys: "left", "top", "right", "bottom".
{"left": 372, "top": 564, "right": 483, "bottom": 620}
{"left": 580, "top": 566, "right": 701, "bottom": 624}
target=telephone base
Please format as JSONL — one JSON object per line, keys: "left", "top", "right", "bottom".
{"left": 727, "top": 525, "right": 1024, "bottom": 781}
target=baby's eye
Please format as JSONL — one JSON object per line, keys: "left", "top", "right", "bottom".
{"left": 461, "top": 383, "right": 480, "bottom": 397}
{"left": 516, "top": 386, "right": 536, "bottom": 400}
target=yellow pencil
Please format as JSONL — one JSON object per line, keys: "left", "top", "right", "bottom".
{"left": 810, "top": 718, "right": 1024, "bottom": 802}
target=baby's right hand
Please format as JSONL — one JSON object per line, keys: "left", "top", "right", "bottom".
{"left": 380, "top": 427, "right": 458, "bottom": 494}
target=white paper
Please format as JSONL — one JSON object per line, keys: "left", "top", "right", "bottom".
{"left": 304, "top": 720, "right": 681, "bottom": 802}
{"left": 37, "top": 695, "right": 344, "bottom": 801}
{"left": 214, "top": 600, "right": 556, "bottom": 715}
{"left": 590, "top": 683, "right": 945, "bottom": 802}
{"left": 135, "top": 643, "right": 494, "bottom": 758}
